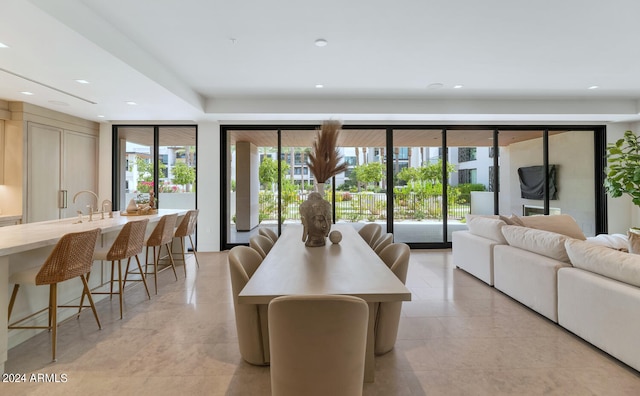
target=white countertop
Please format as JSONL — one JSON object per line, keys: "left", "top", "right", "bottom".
{"left": 0, "top": 209, "right": 187, "bottom": 257}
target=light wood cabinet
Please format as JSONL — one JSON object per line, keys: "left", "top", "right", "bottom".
{"left": 26, "top": 122, "right": 98, "bottom": 222}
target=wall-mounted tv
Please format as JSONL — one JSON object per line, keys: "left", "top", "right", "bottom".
{"left": 517, "top": 165, "right": 558, "bottom": 200}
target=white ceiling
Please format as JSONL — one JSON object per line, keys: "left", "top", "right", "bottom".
{"left": 1, "top": 0, "right": 640, "bottom": 124}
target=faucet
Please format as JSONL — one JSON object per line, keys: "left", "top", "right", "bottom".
{"left": 101, "top": 199, "right": 113, "bottom": 219}
{"left": 73, "top": 190, "right": 99, "bottom": 221}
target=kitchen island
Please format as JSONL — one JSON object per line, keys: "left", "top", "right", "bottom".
{"left": 0, "top": 209, "right": 187, "bottom": 371}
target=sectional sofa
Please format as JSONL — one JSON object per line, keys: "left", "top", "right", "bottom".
{"left": 452, "top": 214, "right": 640, "bottom": 372}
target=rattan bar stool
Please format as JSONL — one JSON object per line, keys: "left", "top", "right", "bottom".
{"left": 7, "top": 228, "right": 102, "bottom": 362}
{"left": 144, "top": 213, "right": 179, "bottom": 294}
{"left": 173, "top": 209, "right": 200, "bottom": 276}
{"left": 82, "top": 219, "right": 151, "bottom": 319}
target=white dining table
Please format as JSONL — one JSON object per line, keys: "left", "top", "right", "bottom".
{"left": 238, "top": 223, "right": 411, "bottom": 382}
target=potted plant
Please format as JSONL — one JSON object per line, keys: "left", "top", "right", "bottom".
{"left": 605, "top": 130, "right": 640, "bottom": 252}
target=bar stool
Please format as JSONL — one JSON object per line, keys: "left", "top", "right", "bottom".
{"left": 145, "top": 213, "right": 179, "bottom": 294}
{"left": 173, "top": 209, "right": 200, "bottom": 276}
{"left": 258, "top": 227, "right": 278, "bottom": 243}
{"left": 8, "top": 228, "right": 101, "bottom": 362}
{"left": 249, "top": 235, "right": 274, "bottom": 259}
{"left": 83, "top": 219, "right": 151, "bottom": 319}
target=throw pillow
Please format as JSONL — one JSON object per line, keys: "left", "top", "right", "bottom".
{"left": 565, "top": 239, "right": 640, "bottom": 288}
{"left": 501, "top": 225, "right": 571, "bottom": 262}
{"left": 519, "top": 214, "right": 586, "bottom": 240}
{"left": 585, "top": 233, "right": 629, "bottom": 252}
{"left": 466, "top": 216, "right": 508, "bottom": 244}
{"left": 628, "top": 230, "right": 640, "bottom": 254}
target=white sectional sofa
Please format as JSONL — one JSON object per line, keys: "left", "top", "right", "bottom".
{"left": 453, "top": 214, "right": 640, "bottom": 372}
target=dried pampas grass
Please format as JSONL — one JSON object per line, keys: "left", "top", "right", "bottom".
{"left": 307, "top": 121, "right": 347, "bottom": 183}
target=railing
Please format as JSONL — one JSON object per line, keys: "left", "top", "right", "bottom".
{"left": 259, "top": 191, "right": 470, "bottom": 223}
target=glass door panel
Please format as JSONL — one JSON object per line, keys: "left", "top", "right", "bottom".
{"left": 392, "top": 129, "right": 443, "bottom": 243}
{"left": 157, "top": 126, "right": 197, "bottom": 210}
{"left": 548, "top": 130, "right": 596, "bottom": 236}
{"left": 499, "top": 130, "right": 545, "bottom": 217}
{"left": 227, "top": 129, "right": 279, "bottom": 244}
{"left": 336, "top": 129, "right": 387, "bottom": 233}
{"left": 446, "top": 129, "right": 494, "bottom": 241}
{"left": 115, "top": 126, "right": 155, "bottom": 211}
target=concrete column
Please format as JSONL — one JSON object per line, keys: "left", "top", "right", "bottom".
{"left": 236, "top": 141, "right": 259, "bottom": 231}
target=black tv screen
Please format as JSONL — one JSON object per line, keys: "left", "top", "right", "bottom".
{"left": 517, "top": 165, "right": 557, "bottom": 200}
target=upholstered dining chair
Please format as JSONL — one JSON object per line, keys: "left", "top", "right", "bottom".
{"left": 358, "top": 223, "right": 382, "bottom": 247}
{"left": 374, "top": 243, "right": 410, "bottom": 355}
{"left": 82, "top": 219, "right": 150, "bottom": 319}
{"left": 145, "top": 213, "right": 179, "bottom": 295}
{"left": 173, "top": 209, "right": 200, "bottom": 276}
{"left": 8, "top": 228, "right": 101, "bottom": 361}
{"left": 258, "top": 227, "right": 278, "bottom": 243}
{"left": 228, "top": 246, "right": 269, "bottom": 365}
{"left": 372, "top": 233, "right": 393, "bottom": 255}
{"left": 249, "top": 234, "right": 274, "bottom": 259}
{"left": 268, "top": 294, "right": 369, "bottom": 396}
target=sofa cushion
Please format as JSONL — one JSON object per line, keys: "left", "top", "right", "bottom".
{"left": 501, "top": 225, "right": 571, "bottom": 263}
{"left": 499, "top": 214, "right": 525, "bottom": 226}
{"left": 466, "top": 216, "right": 507, "bottom": 244}
{"left": 565, "top": 239, "right": 640, "bottom": 288}
{"left": 518, "top": 214, "right": 586, "bottom": 240}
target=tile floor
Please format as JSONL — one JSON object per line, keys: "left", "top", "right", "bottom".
{"left": 3, "top": 250, "right": 640, "bottom": 395}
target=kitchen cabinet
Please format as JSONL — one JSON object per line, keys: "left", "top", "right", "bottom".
{"left": 26, "top": 122, "right": 98, "bottom": 222}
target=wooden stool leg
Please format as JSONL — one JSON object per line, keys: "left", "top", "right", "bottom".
{"left": 8, "top": 284, "right": 20, "bottom": 321}
{"left": 189, "top": 235, "right": 200, "bottom": 268}
{"left": 165, "top": 244, "right": 178, "bottom": 280}
{"left": 50, "top": 283, "right": 57, "bottom": 362}
{"left": 117, "top": 259, "right": 124, "bottom": 319}
{"left": 153, "top": 246, "right": 159, "bottom": 295}
{"left": 110, "top": 261, "right": 115, "bottom": 300}
{"left": 135, "top": 255, "right": 151, "bottom": 299}
{"left": 180, "top": 237, "right": 187, "bottom": 276}
{"left": 81, "top": 274, "right": 102, "bottom": 329}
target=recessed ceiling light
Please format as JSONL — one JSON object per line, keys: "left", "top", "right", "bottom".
{"left": 588, "top": 85, "right": 599, "bottom": 90}
{"left": 453, "top": 85, "right": 463, "bottom": 89}
{"left": 314, "top": 38, "right": 328, "bottom": 47}
{"left": 315, "top": 84, "right": 324, "bottom": 88}
{"left": 0, "top": 42, "right": 9, "bottom": 48}
{"left": 427, "top": 83, "right": 444, "bottom": 90}
{"left": 75, "top": 79, "right": 90, "bottom": 84}
{"left": 125, "top": 101, "right": 137, "bottom": 105}
{"left": 21, "top": 91, "right": 34, "bottom": 95}
{"left": 97, "top": 115, "right": 105, "bottom": 118}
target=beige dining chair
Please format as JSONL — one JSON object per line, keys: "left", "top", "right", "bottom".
{"left": 374, "top": 243, "right": 410, "bottom": 355}
{"left": 372, "top": 233, "right": 393, "bottom": 255}
{"left": 228, "top": 246, "right": 269, "bottom": 365}
{"left": 258, "top": 227, "right": 278, "bottom": 243}
{"left": 268, "top": 294, "right": 369, "bottom": 396}
{"left": 173, "top": 209, "right": 200, "bottom": 276}
{"left": 83, "top": 219, "right": 150, "bottom": 319}
{"left": 8, "top": 228, "right": 101, "bottom": 361}
{"left": 145, "top": 213, "right": 179, "bottom": 295}
{"left": 358, "top": 223, "right": 381, "bottom": 247}
{"left": 249, "top": 234, "right": 274, "bottom": 259}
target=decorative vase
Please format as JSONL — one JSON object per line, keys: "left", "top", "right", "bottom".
{"left": 300, "top": 191, "right": 332, "bottom": 247}
{"left": 315, "top": 182, "right": 325, "bottom": 195}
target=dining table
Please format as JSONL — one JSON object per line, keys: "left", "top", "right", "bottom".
{"left": 238, "top": 223, "right": 411, "bottom": 382}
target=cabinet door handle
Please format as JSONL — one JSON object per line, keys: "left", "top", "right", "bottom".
{"left": 59, "top": 190, "right": 68, "bottom": 209}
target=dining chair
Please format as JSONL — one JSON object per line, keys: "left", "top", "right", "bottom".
{"left": 228, "top": 246, "right": 269, "bottom": 365}
{"left": 372, "top": 233, "right": 393, "bottom": 255}
{"left": 82, "top": 219, "right": 150, "bottom": 319}
{"left": 8, "top": 228, "right": 101, "bottom": 361}
{"left": 358, "top": 223, "right": 381, "bottom": 247}
{"left": 145, "top": 213, "right": 179, "bottom": 295}
{"left": 374, "top": 243, "right": 410, "bottom": 355}
{"left": 268, "top": 294, "right": 369, "bottom": 396}
{"left": 173, "top": 209, "right": 200, "bottom": 276}
{"left": 258, "top": 227, "right": 278, "bottom": 243}
{"left": 249, "top": 234, "right": 274, "bottom": 259}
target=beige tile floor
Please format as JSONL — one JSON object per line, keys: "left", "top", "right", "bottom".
{"left": 3, "top": 250, "right": 640, "bottom": 395}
